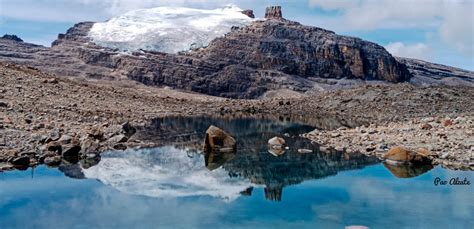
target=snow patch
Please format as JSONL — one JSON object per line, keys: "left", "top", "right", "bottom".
{"left": 82, "top": 147, "right": 253, "bottom": 201}
{"left": 88, "top": 5, "right": 255, "bottom": 53}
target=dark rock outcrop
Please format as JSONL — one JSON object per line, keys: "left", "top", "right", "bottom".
{"left": 241, "top": 9, "right": 255, "bottom": 18}
{"left": 1, "top": 34, "right": 23, "bottom": 42}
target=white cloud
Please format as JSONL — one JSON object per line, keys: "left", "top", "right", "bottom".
{"left": 0, "top": 0, "right": 239, "bottom": 22}
{"left": 308, "top": 0, "right": 474, "bottom": 57}
{"left": 438, "top": 3, "right": 474, "bottom": 57}
{"left": 385, "top": 42, "right": 431, "bottom": 60}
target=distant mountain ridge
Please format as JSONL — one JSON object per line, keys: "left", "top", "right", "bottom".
{"left": 0, "top": 6, "right": 472, "bottom": 98}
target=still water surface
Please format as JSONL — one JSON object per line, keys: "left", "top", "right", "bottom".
{"left": 0, "top": 116, "right": 473, "bottom": 228}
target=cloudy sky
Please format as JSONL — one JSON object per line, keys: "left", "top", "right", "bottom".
{"left": 0, "top": 0, "right": 473, "bottom": 70}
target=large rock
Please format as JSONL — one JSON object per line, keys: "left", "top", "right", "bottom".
{"left": 267, "top": 137, "right": 286, "bottom": 157}
{"left": 62, "top": 145, "right": 81, "bottom": 159}
{"left": 384, "top": 146, "right": 432, "bottom": 165}
{"left": 268, "top": 137, "right": 286, "bottom": 148}
{"left": 265, "top": 6, "right": 283, "bottom": 19}
{"left": 11, "top": 156, "right": 30, "bottom": 167}
{"left": 204, "top": 125, "right": 236, "bottom": 152}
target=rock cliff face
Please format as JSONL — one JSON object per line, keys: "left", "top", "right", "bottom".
{"left": 46, "top": 7, "right": 410, "bottom": 98}
{"left": 0, "top": 6, "right": 472, "bottom": 98}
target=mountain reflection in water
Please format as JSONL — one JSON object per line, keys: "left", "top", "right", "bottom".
{"left": 1, "top": 116, "right": 470, "bottom": 228}
{"left": 80, "top": 116, "right": 380, "bottom": 201}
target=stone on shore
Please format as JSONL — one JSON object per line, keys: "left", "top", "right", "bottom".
{"left": 44, "top": 156, "right": 62, "bottom": 166}
{"left": 384, "top": 146, "right": 432, "bottom": 165}
{"left": 11, "top": 156, "right": 30, "bottom": 167}
{"left": 62, "top": 145, "right": 81, "bottom": 158}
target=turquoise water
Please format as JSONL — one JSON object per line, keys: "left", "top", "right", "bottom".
{"left": 1, "top": 162, "right": 472, "bottom": 228}
{"left": 0, "top": 117, "right": 473, "bottom": 228}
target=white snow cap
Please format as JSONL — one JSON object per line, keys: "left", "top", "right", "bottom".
{"left": 83, "top": 147, "right": 254, "bottom": 201}
{"left": 88, "top": 5, "right": 255, "bottom": 53}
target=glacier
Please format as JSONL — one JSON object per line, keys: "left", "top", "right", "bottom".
{"left": 88, "top": 5, "right": 256, "bottom": 53}
{"left": 82, "top": 147, "right": 254, "bottom": 201}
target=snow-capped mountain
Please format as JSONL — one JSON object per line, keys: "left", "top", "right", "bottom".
{"left": 82, "top": 147, "right": 253, "bottom": 201}
{"left": 88, "top": 5, "right": 255, "bottom": 53}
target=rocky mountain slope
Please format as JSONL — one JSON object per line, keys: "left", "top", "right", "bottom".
{"left": 0, "top": 6, "right": 473, "bottom": 98}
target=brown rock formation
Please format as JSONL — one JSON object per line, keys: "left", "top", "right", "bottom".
{"left": 204, "top": 125, "right": 236, "bottom": 152}
{"left": 384, "top": 146, "right": 432, "bottom": 165}
{"left": 265, "top": 6, "right": 283, "bottom": 19}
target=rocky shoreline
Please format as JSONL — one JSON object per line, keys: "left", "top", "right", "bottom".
{"left": 1, "top": 62, "right": 473, "bottom": 171}
{"left": 303, "top": 116, "right": 473, "bottom": 170}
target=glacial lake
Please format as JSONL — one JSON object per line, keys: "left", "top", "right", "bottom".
{"left": 1, "top": 116, "right": 473, "bottom": 228}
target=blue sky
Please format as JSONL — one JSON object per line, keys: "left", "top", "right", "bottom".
{"left": 0, "top": 0, "right": 473, "bottom": 70}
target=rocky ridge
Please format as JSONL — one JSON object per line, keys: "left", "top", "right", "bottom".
{"left": 4, "top": 6, "right": 471, "bottom": 99}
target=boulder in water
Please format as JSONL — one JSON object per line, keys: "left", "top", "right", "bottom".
{"left": 384, "top": 146, "right": 432, "bottom": 165}
{"left": 268, "top": 137, "right": 285, "bottom": 148}
{"left": 204, "top": 125, "right": 236, "bottom": 152}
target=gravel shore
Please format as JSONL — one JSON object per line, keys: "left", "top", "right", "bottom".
{"left": 1, "top": 62, "right": 473, "bottom": 171}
